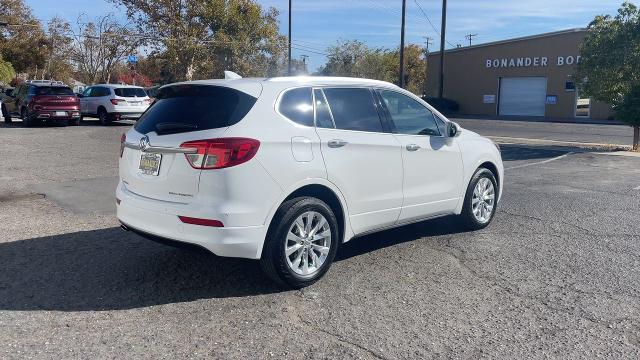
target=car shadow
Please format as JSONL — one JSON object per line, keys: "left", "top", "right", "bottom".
{"left": 0, "top": 216, "right": 469, "bottom": 311}
{"left": 499, "top": 143, "right": 570, "bottom": 161}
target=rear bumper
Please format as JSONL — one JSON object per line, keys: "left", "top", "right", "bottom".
{"left": 116, "top": 184, "right": 267, "bottom": 259}
{"left": 33, "top": 109, "right": 80, "bottom": 119}
{"left": 111, "top": 112, "right": 144, "bottom": 119}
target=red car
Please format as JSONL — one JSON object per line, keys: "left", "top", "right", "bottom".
{"left": 1, "top": 81, "right": 81, "bottom": 126}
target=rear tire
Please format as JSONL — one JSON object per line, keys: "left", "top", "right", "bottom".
{"left": 260, "top": 197, "right": 339, "bottom": 288}
{"left": 2, "top": 104, "right": 11, "bottom": 123}
{"left": 458, "top": 168, "right": 499, "bottom": 230}
{"left": 21, "top": 108, "right": 32, "bottom": 127}
{"left": 98, "top": 108, "right": 111, "bottom": 126}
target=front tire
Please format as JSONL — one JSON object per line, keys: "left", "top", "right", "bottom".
{"left": 260, "top": 197, "right": 339, "bottom": 288}
{"left": 458, "top": 168, "right": 499, "bottom": 230}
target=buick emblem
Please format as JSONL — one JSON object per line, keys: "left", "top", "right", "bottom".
{"left": 139, "top": 135, "right": 150, "bottom": 152}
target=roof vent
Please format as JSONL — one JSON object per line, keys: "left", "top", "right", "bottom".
{"left": 224, "top": 71, "right": 242, "bottom": 80}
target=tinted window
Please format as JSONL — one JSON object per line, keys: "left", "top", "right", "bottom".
{"left": 278, "top": 87, "right": 313, "bottom": 126}
{"left": 93, "top": 87, "right": 111, "bottom": 97}
{"left": 115, "top": 87, "right": 147, "bottom": 97}
{"left": 82, "top": 87, "right": 92, "bottom": 97}
{"left": 134, "top": 85, "right": 257, "bottom": 135}
{"left": 379, "top": 90, "right": 441, "bottom": 136}
{"left": 36, "top": 86, "right": 74, "bottom": 96}
{"left": 313, "top": 89, "right": 334, "bottom": 128}
{"left": 323, "top": 88, "right": 383, "bottom": 132}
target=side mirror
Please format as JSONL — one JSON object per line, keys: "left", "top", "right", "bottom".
{"left": 446, "top": 121, "right": 461, "bottom": 137}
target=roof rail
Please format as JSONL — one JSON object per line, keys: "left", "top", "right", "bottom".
{"left": 26, "top": 80, "right": 65, "bottom": 85}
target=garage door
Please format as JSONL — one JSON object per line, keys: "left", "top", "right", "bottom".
{"left": 498, "top": 77, "right": 547, "bottom": 116}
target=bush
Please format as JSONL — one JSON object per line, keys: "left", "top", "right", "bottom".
{"left": 421, "top": 96, "right": 459, "bottom": 113}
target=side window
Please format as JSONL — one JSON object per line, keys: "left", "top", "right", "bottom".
{"left": 379, "top": 90, "right": 441, "bottom": 136}
{"left": 82, "top": 87, "right": 92, "bottom": 97}
{"left": 322, "top": 87, "right": 384, "bottom": 132}
{"left": 313, "top": 89, "right": 334, "bottom": 128}
{"left": 278, "top": 87, "right": 313, "bottom": 126}
{"left": 28, "top": 86, "right": 37, "bottom": 95}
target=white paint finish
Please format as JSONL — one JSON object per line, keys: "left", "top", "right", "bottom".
{"left": 290, "top": 136, "right": 314, "bottom": 162}
{"left": 499, "top": 77, "right": 548, "bottom": 117}
{"left": 316, "top": 127, "right": 404, "bottom": 234}
{"left": 393, "top": 134, "right": 463, "bottom": 222}
{"left": 79, "top": 83, "right": 151, "bottom": 117}
{"left": 117, "top": 76, "right": 504, "bottom": 260}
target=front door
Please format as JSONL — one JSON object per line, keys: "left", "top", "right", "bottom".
{"left": 377, "top": 89, "right": 463, "bottom": 223}
{"left": 314, "top": 87, "right": 403, "bottom": 235}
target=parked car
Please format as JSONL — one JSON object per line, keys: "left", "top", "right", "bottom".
{"left": 79, "top": 84, "right": 151, "bottom": 125}
{"left": 117, "top": 76, "right": 504, "bottom": 288}
{"left": 1, "top": 81, "right": 81, "bottom": 126}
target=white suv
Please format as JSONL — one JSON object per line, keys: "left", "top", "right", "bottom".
{"left": 79, "top": 84, "right": 151, "bottom": 125}
{"left": 117, "top": 77, "right": 503, "bottom": 288}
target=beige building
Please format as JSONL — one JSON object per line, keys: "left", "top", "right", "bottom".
{"left": 426, "top": 28, "right": 613, "bottom": 120}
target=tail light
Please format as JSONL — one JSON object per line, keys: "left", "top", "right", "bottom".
{"left": 120, "top": 133, "right": 126, "bottom": 158}
{"left": 111, "top": 99, "right": 125, "bottom": 105}
{"left": 143, "top": 98, "right": 152, "bottom": 105}
{"left": 178, "top": 216, "right": 223, "bottom": 227}
{"left": 180, "top": 138, "right": 260, "bottom": 170}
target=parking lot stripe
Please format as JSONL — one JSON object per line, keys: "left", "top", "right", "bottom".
{"left": 505, "top": 152, "right": 574, "bottom": 170}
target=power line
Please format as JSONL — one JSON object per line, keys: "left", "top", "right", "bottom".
{"left": 414, "top": 0, "right": 455, "bottom": 48}
{"left": 465, "top": 33, "right": 478, "bottom": 46}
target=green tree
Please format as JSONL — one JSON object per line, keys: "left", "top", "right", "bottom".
{"left": 111, "top": 0, "right": 287, "bottom": 82}
{"left": 0, "top": 0, "right": 47, "bottom": 76}
{"left": 318, "top": 40, "right": 427, "bottom": 96}
{"left": 576, "top": 1, "right": 640, "bottom": 150}
{"left": 0, "top": 56, "right": 15, "bottom": 84}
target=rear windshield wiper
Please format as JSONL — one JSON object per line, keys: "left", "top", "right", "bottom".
{"left": 155, "top": 122, "right": 198, "bottom": 133}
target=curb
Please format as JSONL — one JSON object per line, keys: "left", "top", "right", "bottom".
{"left": 490, "top": 136, "right": 632, "bottom": 152}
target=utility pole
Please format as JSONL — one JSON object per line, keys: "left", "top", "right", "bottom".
{"left": 465, "top": 33, "right": 477, "bottom": 46}
{"left": 288, "top": 0, "right": 292, "bottom": 76}
{"left": 423, "top": 37, "right": 433, "bottom": 95}
{"left": 399, "top": 0, "right": 407, "bottom": 88}
{"left": 438, "top": 0, "right": 447, "bottom": 99}
{"left": 300, "top": 54, "right": 309, "bottom": 74}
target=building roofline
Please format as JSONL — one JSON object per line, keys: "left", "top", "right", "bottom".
{"left": 428, "top": 28, "right": 587, "bottom": 56}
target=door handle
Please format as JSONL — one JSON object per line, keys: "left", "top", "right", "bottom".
{"left": 406, "top": 144, "right": 421, "bottom": 151}
{"left": 328, "top": 139, "right": 348, "bottom": 148}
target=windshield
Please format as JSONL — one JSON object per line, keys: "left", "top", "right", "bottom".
{"left": 114, "top": 88, "right": 147, "bottom": 97}
{"left": 36, "top": 87, "right": 75, "bottom": 96}
{"left": 134, "top": 85, "right": 257, "bottom": 135}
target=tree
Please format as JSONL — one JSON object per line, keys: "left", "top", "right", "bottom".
{"left": 576, "top": 2, "right": 640, "bottom": 150}
{"left": 0, "top": 0, "right": 48, "bottom": 75}
{"left": 111, "top": 0, "right": 287, "bottom": 83}
{"left": 0, "top": 56, "right": 15, "bottom": 84}
{"left": 44, "top": 17, "right": 74, "bottom": 83}
{"left": 318, "top": 40, "right": 427, "bottom": 95}
{"left": 71, "top": 14, "right": 142, "bottom": 84}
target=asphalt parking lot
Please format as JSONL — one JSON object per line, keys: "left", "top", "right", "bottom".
{"left": 1, "top": 119, "right": 640, "bottom": 359}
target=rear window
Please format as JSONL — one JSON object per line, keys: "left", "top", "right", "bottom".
{"left": 134, "top": 85, "right": 257, "bottom": 135}
{"left": 114, "top": 88, "right": 147, "bottom": 97}
{"left": 36, "top": 86, "right": 74, "bottom": 96}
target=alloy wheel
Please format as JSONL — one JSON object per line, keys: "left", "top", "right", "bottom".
{"left": 284, "top": 211, "right": 332, "bottom": 276}
{"left": 471, "top": 177, "right": 495, "bottom": 223}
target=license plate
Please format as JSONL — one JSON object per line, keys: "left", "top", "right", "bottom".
{"left": 139, "top": 153, "right": 162, "bottom": 176}
{"left": 54, "top": 111, "right": 66, "bottom": 116}
{"left": 130, "top": 102, "right": 141, "bottom": 105}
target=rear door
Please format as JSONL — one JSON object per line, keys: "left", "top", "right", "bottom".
{"left": 120, "top": 84, "right": 259, "bottom": 203}
{"left": 314, "top": 87, "right": 403, "bottom": 234}
{"left": 80, "top": 87, "right": 92, "bottom": 114}
{"left": 377, "top": 89, "right": 463, "bottom": 222}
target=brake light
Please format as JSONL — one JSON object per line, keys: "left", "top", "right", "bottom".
{"left": 120, "top": 133, "right": 126, "bottom": 157}
{"left": 180, "top": 138, "right": 260, "bottom": 170}
{"left": 178, "top": 216, "right": 224, "bottom": 227}
{"left": 111, "top": 99, "right": 125, "bottom": 105}
{"left": 143, "top": 98, "right": 152, "bottom": 105}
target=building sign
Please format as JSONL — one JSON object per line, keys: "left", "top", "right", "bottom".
{"left": 486, "top": 56, "right": 581, "bottom": 68}
{"left": 546, "top": 95, "right": 558, "bottom": 105}
{"left": 483, "top": 94, "right": 496, "bottom": 104}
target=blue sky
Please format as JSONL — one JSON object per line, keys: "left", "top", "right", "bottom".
{"left": 26, "top": 0, "right": 623, "bottom": 71}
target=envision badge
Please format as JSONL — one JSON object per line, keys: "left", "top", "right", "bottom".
{"left": 139, "top": 135, "right": 150, "bottom": 152}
